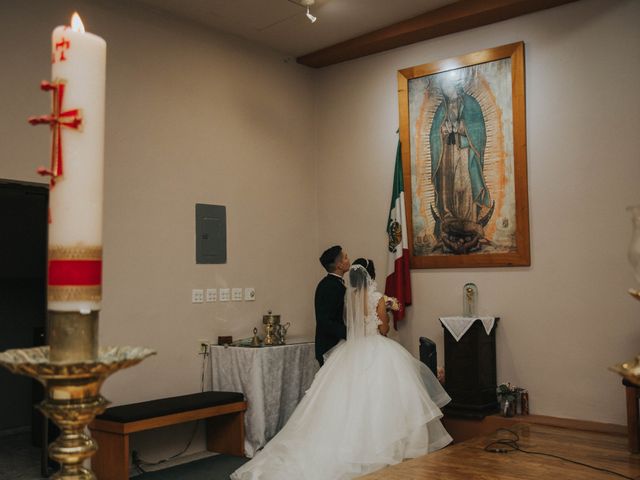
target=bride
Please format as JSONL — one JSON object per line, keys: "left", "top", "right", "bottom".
{"left": 231, "top": 263, "right": 452, "bottom": 480}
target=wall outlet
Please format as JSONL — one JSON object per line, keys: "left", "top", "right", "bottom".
{"left": 219, "top": 288, "right": 230, "bottom": 302}
{"left": 231, "top": 288, "right": 243, "bottom": 301}
{"left": 206, "top": 288, "right": 217, "bottom": 302}
{"left": 197, "top": 338, "right": 209, "bottom": 354}
{"left": 244, "top": 288, "right": 255, "bottom": 301}
{"left": 192, "top": 289, "right": 204, "bottom": 303}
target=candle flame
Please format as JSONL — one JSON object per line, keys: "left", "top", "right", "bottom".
{"left": 71, "top": 12, "right": 85, "bottom": 33}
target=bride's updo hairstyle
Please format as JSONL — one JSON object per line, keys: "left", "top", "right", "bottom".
{"left": 352, "top": 258, "right": 376, "bottom": 280}
{"left": 348, "top": 264, "right": 370, "bottom": 290}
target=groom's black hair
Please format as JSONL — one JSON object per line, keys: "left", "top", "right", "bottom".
{"left": 353, "top": 258, "right": 376, "bottom": 280}
{"left": 319, "top": 245, "right": 342, "bottom": 272}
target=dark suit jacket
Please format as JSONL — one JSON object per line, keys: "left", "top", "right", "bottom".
{"left": 314, "top": 274, "right": 346, "bottom": 365}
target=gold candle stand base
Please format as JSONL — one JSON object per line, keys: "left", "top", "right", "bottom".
{"left": 0, "top": 345, "right": 155, "bottom": 479}
{"left": 609, "top": 288, "right": 640, "bottom": 387}
{"left": 610, "top": 354, "right": 640, "bottom": 387}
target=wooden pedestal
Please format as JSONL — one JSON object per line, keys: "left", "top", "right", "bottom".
{"left": 441, "top": 318, "right": 499, "bottom": 419}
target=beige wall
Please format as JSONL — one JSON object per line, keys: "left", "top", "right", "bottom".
{"left": 0, "top": 0, "right": 319, "bottom": 459}
{"left": 1, "top": 0, "right": 638, "bottom": 462}
{"left": 315, "top": 0, "right": 640, "bottom": 425}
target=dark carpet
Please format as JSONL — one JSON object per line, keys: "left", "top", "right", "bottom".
{"left": 135, "top": 454, "right": 249, "bottom": 480}
{"left": 0, "top": 431, "right": 46, "bottom": 480}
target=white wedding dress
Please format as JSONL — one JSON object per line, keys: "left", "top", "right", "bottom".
{"left": 231, "top": 265, "right": 452, "bottom": 480}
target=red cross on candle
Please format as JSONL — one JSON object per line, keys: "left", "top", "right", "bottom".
{"left": 28, "top": 80, "right": 83, "bottom": 187}
{"left": 52, "top": 37, "right": 70, "bottom": 63}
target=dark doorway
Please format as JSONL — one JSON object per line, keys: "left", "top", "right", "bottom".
{"left": 0, "top": 179, "right": 50, "bottom": 475}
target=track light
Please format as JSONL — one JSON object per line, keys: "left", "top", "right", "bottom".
{"left": 306, "top": 6, "right": 317, "bottom": 23}
{"left": 286, "top": 0, "right": 318, "bottom": 23}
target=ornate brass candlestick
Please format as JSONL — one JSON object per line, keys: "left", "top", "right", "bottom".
{"left": 609, "top": 290, "right": 640, "bottom": 386}
{"left": 7, "top": 21, "right": 155, "bottom": 478}
{"left": 610, "top": 354, "right": 640, "bottom": 386}
{"left": 0, "top": 313, "right": 155, "bottom": 479}
{"left": 610, "top": 209, "right": 640, "bottom": 386}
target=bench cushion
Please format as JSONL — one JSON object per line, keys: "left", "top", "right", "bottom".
{"left": 96, "top": 391, "right": 245, "bottom": 423}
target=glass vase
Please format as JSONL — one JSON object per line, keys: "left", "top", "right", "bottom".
{"left": 628, "top": 205, "right": 640, "bottom": 284}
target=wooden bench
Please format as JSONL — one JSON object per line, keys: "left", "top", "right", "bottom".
{"left": 89, "top": 391, "right": 247, "bottom": 480}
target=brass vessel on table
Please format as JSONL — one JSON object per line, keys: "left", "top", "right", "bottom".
{"left": 262, "top": 311, "right": 281, "bottom": 346}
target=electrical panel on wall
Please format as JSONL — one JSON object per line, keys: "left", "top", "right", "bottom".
{"left": 195, "top": 204, "right": 226, "bottom": 264}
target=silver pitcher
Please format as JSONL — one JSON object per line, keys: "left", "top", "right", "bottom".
{"left": 275, "top": 322, "right": 291, "bottom": 345}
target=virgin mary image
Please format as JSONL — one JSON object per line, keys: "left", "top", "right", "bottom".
{"left": 408, "top": 59, "right": 518, "bottom": 258}
{"left": 429, "top": 77, "right": 494, "bottom": 254}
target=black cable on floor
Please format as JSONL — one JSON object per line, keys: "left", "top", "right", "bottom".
{"left": 483, "top": 428, "right": 635, "bottom": 480}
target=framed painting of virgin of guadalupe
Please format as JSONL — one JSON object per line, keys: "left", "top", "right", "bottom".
{"left": 398, "top": 42, "right": 530, "bottom": 269}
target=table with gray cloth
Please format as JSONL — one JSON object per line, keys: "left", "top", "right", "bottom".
{"left": 208, "top": 341, "right": 318, "bottom": 457}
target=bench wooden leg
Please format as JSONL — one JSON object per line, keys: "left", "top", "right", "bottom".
{"left": 206, "top": 411, "right": 245, "bottom": 456}
{"left": 90, "top": 429, "right": 130, "bottom": 480}
{"left": 625, "top": 385, "right": 640, "bottom": 454}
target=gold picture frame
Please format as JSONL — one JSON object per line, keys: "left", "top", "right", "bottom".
{"left": 398, "top": 42, "right": 530, "bottom": 269}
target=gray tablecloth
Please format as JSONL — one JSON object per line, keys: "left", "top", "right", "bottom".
{"left": 208, "top": 342, "right": 318, "bottom": 457}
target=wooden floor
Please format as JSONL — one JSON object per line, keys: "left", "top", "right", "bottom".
{"left": 441, "top": 413, "right": 626, "bottom": 444}
{"left": 358, "top": 423, "right": 640, "bottom": 479}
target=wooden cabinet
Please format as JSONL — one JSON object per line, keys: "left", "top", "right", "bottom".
{"left": 441, "top": 318, "right": 499, "bottom": 419}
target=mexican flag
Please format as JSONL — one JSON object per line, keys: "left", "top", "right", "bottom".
{"left": 385, "top": 141, "right": 412, "bottom": 328}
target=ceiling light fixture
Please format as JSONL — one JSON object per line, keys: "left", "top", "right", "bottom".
{"left": 287, "top": 0, "right": 318, "bottom": 24}
{"left": 305, "top": 6, "right": 317, "bottom": 23}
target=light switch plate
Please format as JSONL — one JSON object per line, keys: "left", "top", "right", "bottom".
{"left": 231, "top": 288, "right": 243, "bottom": 301}
{"left": 192, "top": 289, "right": 204, "bottom": 303}
{"left": 206, "top": 288, "right": 217, "bottom": 302}
{"left": 219, "top": 288, "right": 230, "bottom": 302}
{"left": 244, "top": 288, "right": 255, "bottom": 301}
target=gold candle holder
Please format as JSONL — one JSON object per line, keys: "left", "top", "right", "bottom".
{"left": 610, "top": 355, "right": 640, "bottom": 387}
{"left": 0, "top": 312, "right": 155, "bottom": 479}
{"left": 47, "top": 311, "right": 99, "bottom": 363}
{"left": 609, "top": 288, "right": 640, "bottom": 387}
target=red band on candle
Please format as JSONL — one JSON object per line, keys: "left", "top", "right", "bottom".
{"left": 48, "top": 260, "right": 102, "bottom": 286}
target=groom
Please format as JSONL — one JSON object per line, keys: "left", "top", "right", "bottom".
{"left": 314, "top": 245, "right": 351, "bottom": 366}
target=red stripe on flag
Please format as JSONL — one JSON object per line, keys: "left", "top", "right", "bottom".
{"left": 48, "top": 260, "right": 102, "bottom": 286}
{"left": 385, "top": 249, "right": 411, "bottom": 328}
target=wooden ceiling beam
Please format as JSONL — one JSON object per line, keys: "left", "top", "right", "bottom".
{"left": 296, "top": 0, "right": 580, "bottom": 68}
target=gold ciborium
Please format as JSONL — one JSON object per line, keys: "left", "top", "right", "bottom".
{"left": 262, "top": 310, "right": 281, "bottom": 346}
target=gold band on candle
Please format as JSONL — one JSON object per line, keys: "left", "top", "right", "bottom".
{"left": 47, "top": 245, "right": 102, "bottom": 304}
{"left": 49, "top": 245, "right": 102, "bottom": 260}
{"left": 48, "top": 285, "right": 101, "bottom": 303}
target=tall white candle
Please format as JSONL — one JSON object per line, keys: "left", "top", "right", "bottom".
{"left": 40, "top": 13, "right": 106, "bottom": 313}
